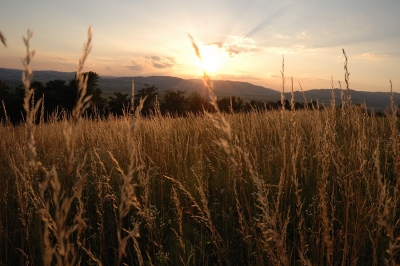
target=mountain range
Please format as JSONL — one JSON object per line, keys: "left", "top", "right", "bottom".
{"left": 1, "top": 67, "right": 399, "bottom": 111}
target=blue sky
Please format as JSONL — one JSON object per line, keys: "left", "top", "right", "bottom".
{"left": 0, "top": 0, "right": 399, "bottom": 92}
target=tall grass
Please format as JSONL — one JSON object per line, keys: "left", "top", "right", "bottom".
{"left": 0, "top": 29, "right": 399, "bottom": 265}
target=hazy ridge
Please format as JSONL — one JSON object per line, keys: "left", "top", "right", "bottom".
{"left": 1, "top": 67, "right": 398, "bottom": 110}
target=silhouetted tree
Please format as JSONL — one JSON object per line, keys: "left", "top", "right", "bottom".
{"left": 1, "top": 72, "right": 110, "bottom": 123}
{"left": 0, "top": 80, "right": 10, "bottom": 100}
{"left": 160, "top": 90, "right": 186, "bottom": 115}
{"left": 0, "top": 82, "right": 24, "bottom": 124}
{"left": 277, "top": 99, "right": 291, "bottom": 110}
{"left": 294, "top": 101, "right": 305, "bottom": 110}
{"left": 69, "top": 71, "right": 106, "bottom": 110}
{"left": 186, "top": 92, "right": 209, "bottom": 114}
{"left": 161, "top": 90, "right": 187, "bottom": 115}
{"left": 108, "top": 92, "right": 130, "bottom": 116}
{"left": 44, "top": 80, "right": 73, "bottom": 112}
{"left": 217, "top": 96, "right": 243, "bottom": 113}
{"left": 308, "top": 100, "right": 318, "bottom": 109}
{"left": 135, "top": 84, "right": 158, "bottom": 115}
{"left": 84, "top": 72, "right": 103, "bottom": 103}
{"left": 267, "top": 101, "right": 278, "bottom": 110}
{"left": 0, "top": 81, "right": 12, "bottom": 123}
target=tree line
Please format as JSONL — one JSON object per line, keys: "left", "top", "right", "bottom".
{"left": 0, "top": 71, "right": 327, "bottom": 125}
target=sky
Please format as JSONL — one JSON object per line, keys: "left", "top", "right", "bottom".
{"left": 0, "top": 0, "right": 399, "bottom": 92}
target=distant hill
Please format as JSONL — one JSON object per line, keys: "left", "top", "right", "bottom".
{"left": 1, "top": 68, "right": 399, "bottom": 110}
{"left": 0, "top": 68, "right": 76, "bottom": 86}
{"left": 284, "top": 89, "right": 400, "bottom": 111}
{"left": 100, "top": 76, "right": 281, "bottom": 100}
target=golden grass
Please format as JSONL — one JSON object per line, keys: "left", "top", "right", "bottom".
{"left": 0, "top": 28, "right": 399, "bottom": 266}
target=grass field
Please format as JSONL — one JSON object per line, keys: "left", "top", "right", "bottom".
{"left": 0, "top": 28, "right": 399, "bottom": 266}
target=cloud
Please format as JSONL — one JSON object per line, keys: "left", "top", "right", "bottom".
{"left": 204, "top": 41, "right": 238, "bottom": 55}
{"left": 225, "top": 46, "right": 240, "bottom": 55}
{"left": 146, "top": 56, "right": 176, "bottom": 69}
{"left": 226, "top": 36, "right": 258, "bottom": 54}
{"left": 149, "top": 55, "right": 161, "bottom": 61}
{"left": 205, "top": 42, "right": 223, "bottom": 48}
{"left": 126, "top": 64, "right": 144, "bottom": 71}
{"left": 56, "top": 57, "right": 67, "bottom": 61}
{"left": 357, "top": 52, "right": 388, "bottom": 60}
{"left": 126, "top": 56, "right": 176, "bottom": 72}
{"left": 203, "top": 36, "right": 259, "bottom": 57}
{"left": 166, "top": 57, "right": 176, "bottom": 64}
{"left": 106, "top": 66, "right": 112, "bottom": 71}
{"left": 153, "top": 62, "right": 174, "bottom": 69}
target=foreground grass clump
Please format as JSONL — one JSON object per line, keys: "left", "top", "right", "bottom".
{"left": 0, "top": 103, "right": 399, "bottom": 265}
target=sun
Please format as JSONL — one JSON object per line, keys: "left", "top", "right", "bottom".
{"left": 197, "top": 44, "right": 224, "bottom": 74}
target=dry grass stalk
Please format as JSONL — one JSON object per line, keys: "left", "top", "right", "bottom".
{"left": 1, "top": 100, "right": 11, "bottom": 126}
{"left": 64, "top": 27, "right": 93, "bottom": 176}
{"left": 189, "top": 33, "right": 290, "bottom": 266}
{"left": 387, "top": 79, "right": 400, "bottom": 265}
{"left": 389, "top": 80, "right": 400, "bottom": 195}
{"left": 170, "top": 186, "right": 187, "bottom": 265}
{"left": 330, "top": 76, "right": 336, "bottom": 110}
{"left": 22, "top": 29, "right": 42, "bottom": 170}
{"left": 290, "top": 77, "right": 295, "bottom": 112}
{"left": 342, "top": 48, "right": 351, "bottom": 107}
{"left": 112, "top": 96, "right": 147, "bottom": 264}
{"left": 289, "top": 97, "right": 311, "bottom": 265}
{"left": 0, "top": 31, "right": 6, "bottom": 46}
{"left": 194, "top": 170, "right": 227, "bottom": 264}
{"left": 318, "top": 118, "right": 334, "bottom": 265}
{"left": 298, "top": 81, "right": 309, "bottom": 110}
{"left": 280, "top": 56, "right": 285, "bottom": 119}
{"left": 17, "top": 27, "right": 99, "bottom": 266}
{"left": 374, "top": 143, "right": 399, "bottom": 266}
{"left": 164, "top": 173, "right": 226, "bottom": 264}
{"left": 188, "top": 34, "right": 233, "bottom": 146}
{"left": 131, "top": 78, "right": 135, "bottom": 112}
{"left": 233, "top": 176, "right": 251, "bottom": 245}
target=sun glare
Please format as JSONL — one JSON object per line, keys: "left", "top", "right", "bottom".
{"left": 197, "top": 45, "right": 224, "bottom": 74}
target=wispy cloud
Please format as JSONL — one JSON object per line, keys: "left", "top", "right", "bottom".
{"left": 126, "top": 64, "right": 144, "bottom": 71}
{"left": 126, "top": 56, "right": 177, "bottom": 72}
{"left": 356, "top": 52, "right": 388, "bottom": 60}
{"left": 205, "top": 42, "right": 223, "bottom": 48}
{"left": 146, "top": 55, "right": 176, "bottom": 69}
{"left": 153, "top": 62, "right": 173, "bottom": 69}
{"left": 203, "top": 36, "right": 259, "bottom": 56}
{"left": 166, "top": 57, "right": 176, "bottom": 64}
{"left": 225, "top": 46, "right": 240, "bottom": 55}
{"left": 226, "top": 35, "right": 258, "bottom": 54}
{"left": 149, "top": 56, "right": 161, "bottom": 61}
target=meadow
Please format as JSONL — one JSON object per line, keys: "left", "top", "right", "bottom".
{"left": 0, "top": 28, "right": 399, "bottom": 265}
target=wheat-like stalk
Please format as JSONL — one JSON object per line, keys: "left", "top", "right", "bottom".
{"left": 0, "top": 31, "right": 6, "bottom": 46}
